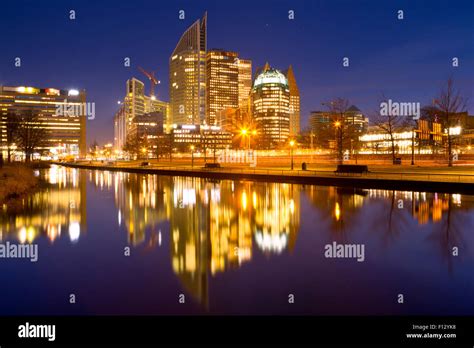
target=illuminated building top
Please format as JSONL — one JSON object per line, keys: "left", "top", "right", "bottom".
{"left": 253, "top": 69, "right": 288, "bottom": 89}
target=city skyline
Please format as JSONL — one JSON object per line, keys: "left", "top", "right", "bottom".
{"left": 1, "top": 0, "right": 472, "bottom": 145}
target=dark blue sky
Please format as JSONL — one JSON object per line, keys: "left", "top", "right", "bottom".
{"left": 1, "top": 0, "right": 473, "bottom": 144}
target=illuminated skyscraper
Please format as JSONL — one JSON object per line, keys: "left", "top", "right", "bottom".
{"left": 251, "top": 67, "right": 290, "bottom": 148}
{"left": 169, "top": 13, "right": 207, "bottom": 125}
{"left": 124, "top": 78, "right": 145, "bottom": 140}
{"left": 206, "top": 49, "right": 239, "bottom": 125}
{"left": 114, "top": 78, "right": 169, "bottom": 151}
{"left": 283, "top": 65, "right": 300, "bottom": 136}
{"left": 237, "top": 58, "right": 252, "bottom": 110}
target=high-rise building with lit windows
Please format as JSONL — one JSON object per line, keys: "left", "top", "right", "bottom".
{"left": 169, "top": 13, "right": 207, "bottom": 125}
{"left": 282, "top": 65, "right": 300, "bottom": 136}
{"left": 251, "top": 67, "right": 290, "bottom": 148}
{"left": 114, "top": 78, "right": 169, "bottom": 151}
{"left": 237, "top": 58, "right": 252, "bottom": 110}
{"left": 0, "top": 85, "right": 87, "bottom": 158}
{"left": 206, "top": 49, "right": 239, "bottom": 125}
{"left": 124, "top": 78, "right": 145, "bottom": 139}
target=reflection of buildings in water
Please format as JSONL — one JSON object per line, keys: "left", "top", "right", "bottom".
{"left": 366, "top": 190, "right": 467, "bottom": 225}
{"left": 169, "top": 179, "right": 301, "bottom": 307}
{"left": 0, "top": 165, "right": 87, "bottom": 244}
{"left": 306, "top": 185, "right": 472, "bottom": 228}
{"left": 170, "top": 177, "right": 210, "bottom": 307}
{"left": 304, "top": 186, "right": 365, "bottom": 236}
{"left": 107, "top": 172, "right": 301, "bottom": 306}
{"left": 112, "top": 172, "right": 171, "bottom": 246}
{"left": 253, "top": 183, "right": 300, "bottom": 254}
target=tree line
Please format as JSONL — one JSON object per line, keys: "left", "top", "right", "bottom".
{"left": 300, "top": 78, "right": 468, "bottom": 167}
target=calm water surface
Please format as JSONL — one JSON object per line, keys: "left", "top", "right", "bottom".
{"left": 0, "top": 165, "right": 473, "bottom": 315}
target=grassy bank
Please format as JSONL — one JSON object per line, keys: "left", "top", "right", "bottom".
{"left": 0, "top": 164, "right": 39, "bottom": 203}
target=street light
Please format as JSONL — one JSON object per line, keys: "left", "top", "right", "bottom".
{"left": 241, "top": 128, "right": 251, "bottom": 150}
{"left": 190, "top": 145, "right": 195, "bottom": 168}
{"left": 334, "top": 121, "right": 343, "bottom": 165}
{"left": 290, "top": 140, "right": 295, "bottom": 170}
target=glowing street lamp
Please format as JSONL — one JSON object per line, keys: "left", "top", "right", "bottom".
{"left": 241, "top": 128, "right": 250, "bottom": 149}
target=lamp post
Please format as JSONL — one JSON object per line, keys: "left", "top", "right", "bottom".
{"left": 190, "top": 145, "right": 195, "bottom": 168}
{"left": 334, "top": 121, "right": 342, "bottom": 165}
{"left": 241, "top": 128, "right": 249, "bottom": 149}
{"left": 290, "top": 140, "right": 295, "bottom": 170}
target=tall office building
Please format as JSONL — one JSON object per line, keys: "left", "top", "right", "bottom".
{"left": 206, "top": 49, "right": 239, "bottom": 125}
{"left": 282, "top": 65, "right": 300, "bottom": 136}
{"left": 144, "top": 95, "right": 170, "bottom": 132}
{"left": 251, "top": 67, "right": 290, "bottom": 148}
{"left": 237, "top": 58, "right": 252, "bottom": 110}
{"left": 114, "top": 102, "right": 127, "bottom": 151}
{"left": 170, "top": 12, "right": 207, "bottom": 125}
{"left": 0, "top": 86, "right": 87, "bottom": 158}
{"left": 114, "top": 78, "right": 169, "bottom": 150}
{"left": 124, "top": 78, "right": 145, "bottom": 139}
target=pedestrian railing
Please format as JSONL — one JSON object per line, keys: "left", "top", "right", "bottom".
{"left": 66, "top": 162, "right": 474, "bottom": 183}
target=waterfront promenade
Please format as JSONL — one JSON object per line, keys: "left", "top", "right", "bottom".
{"left": 55, "top": 159, "right": 474, "bottom": 194}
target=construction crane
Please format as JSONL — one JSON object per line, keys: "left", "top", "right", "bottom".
{"left": 138, "top": 66, "right": 160, "bottom": 98}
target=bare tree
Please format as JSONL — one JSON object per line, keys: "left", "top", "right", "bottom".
{"left": 372, "top": 95, "right": 409, "bottom": 163}
{"left": 15, "top": 110, "right": 47, "bottom": 162}
{"left": 123, "top": 134, "right": 149, "bottom": 160}
{"left": 432, "top": 78, "right": 467, "bottom": 166}
{"left": 154, "top": 134, "right": 172, "bottom": 161}
{"left": 5, "top": 111, "right": 19, "bottom": 163}
{"left": 322, "top": 98, "right": 359, "bottom": 164}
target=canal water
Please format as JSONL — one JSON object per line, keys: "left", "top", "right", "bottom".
{"left": 0, "top": 165, "right": 473, "bottom": 315}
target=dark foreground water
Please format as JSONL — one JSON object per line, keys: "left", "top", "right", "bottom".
{"left": 0, "top": 165, "right": 473, "bottom": 315}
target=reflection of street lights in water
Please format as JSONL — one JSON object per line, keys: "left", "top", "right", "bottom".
{"left": 334, "top": 202, "right": 341, "bottom": 221}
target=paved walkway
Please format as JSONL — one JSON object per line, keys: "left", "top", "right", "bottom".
{"left": 57, "top": 160, "right": 474, "bottom": 186}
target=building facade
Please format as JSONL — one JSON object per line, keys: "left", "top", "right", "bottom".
{"left": 0, "top": 86, "right": 87, "bottom": 158}
{"left": 114, "top": 78, "right": 169, "bottom": 151}
{"left": 283, "top": 65, "right": 300, "bottom": 136}
{"left": 124, "top": 78, "right": 146, "bottom": 140}
{"left": 251, "top": 68, "right": 290, "bottom": 148}
{"left": 237, "top": 58, "right": 252, "bottom": 110}
{"left": 309, "top": 106, "right": 368, "bottom": 148}
{"left": 206, "top": 49, "right": 239, "bottom": 126}
{"left": 169, "top": 13, "right": 207, "bottom": 125}
{"left": 172, "top": 124, "right": 232, "bottom": 151}
{"left": 113, "top": 102, "right": 127, "bottom": 151}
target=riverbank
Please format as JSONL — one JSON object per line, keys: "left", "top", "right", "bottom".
{"left": 55, "top": 161, "right": 474, "bottom": 194}
{"left": 0, "top": 164, "right": 39, "bottom": 203}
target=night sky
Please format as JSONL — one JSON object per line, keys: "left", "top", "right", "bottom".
{"left": 1, "top": 0, "right": 472, "bottom": 145}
